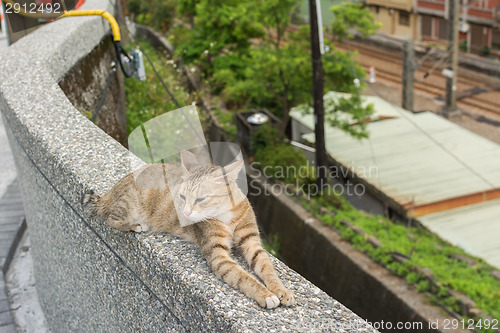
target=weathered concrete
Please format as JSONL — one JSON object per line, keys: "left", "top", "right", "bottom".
{"left": 0, "top": 86, "right": 25, "bottom": 331}
{"left": 5, "top": 232, "right": 49, "bottom": 333}
{"left": 59, "top": 37, "right": 128, "bottom": 147}
{"left": 0, "top": 0, "right": 377, "bottom": 332}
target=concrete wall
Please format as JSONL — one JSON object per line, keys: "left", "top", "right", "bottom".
{"left": 0, "top": 0, "right": 377, "bottom": 332}
{"left": 59, "top": 36, "right": 128, "bottom": 147}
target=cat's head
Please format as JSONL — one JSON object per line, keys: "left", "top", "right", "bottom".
{"left": 175, "top": 150, "right": 244, "bottom": 223}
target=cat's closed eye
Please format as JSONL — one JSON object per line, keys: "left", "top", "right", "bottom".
{"left": 195, "top": 197, "right": 206, "bottom": 204}
{"left": 180, "top": 194, "right": 186, "bottom": 200}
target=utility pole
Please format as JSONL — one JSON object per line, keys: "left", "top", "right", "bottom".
{"left": 444, "top": 0, "right": 460, "bottom": 115}
{"left": 309, "top": 0, "right": 327, "bottom": 190}
{"left": 402, "top": 39, "right": 415, "bottom": 112}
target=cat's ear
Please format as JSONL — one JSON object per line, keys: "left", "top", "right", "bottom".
{"left": 180, "top": 150, "right": 201, "bottom": 173}
{"left": 213, "top": 160, "right": 243, "bottom": 183}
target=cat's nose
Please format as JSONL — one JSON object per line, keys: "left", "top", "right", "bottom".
{"left": 184, "top": 208, "right": 192, "bottom": 217}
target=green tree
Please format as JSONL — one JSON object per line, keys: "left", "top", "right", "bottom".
{"left": 175, "top": 0, "right": 264, "bottom": 77}
{"left": 126, "top": 0, "right": 177, "bottom": 32}
{"left": 177, "top": 0, "right": 199, "bottom": 27}
{"left": 330, "top": 2, "right": 381, "bottom": 42}
{"left": 211, "top": 1, "right": 378, "bottom": 139}
{"left": 178, "top": 1, "right": 379, "bottom": 140}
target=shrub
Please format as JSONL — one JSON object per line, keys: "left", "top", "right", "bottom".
{"left": 254, "top": 143, "right": 316, "bottom": 187}
{"left": 126, "top": 0, "right": 177, "bottom": 32}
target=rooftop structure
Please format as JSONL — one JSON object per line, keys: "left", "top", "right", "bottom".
{"left": 291, "top": 91, "right": 500, "bottom": 268}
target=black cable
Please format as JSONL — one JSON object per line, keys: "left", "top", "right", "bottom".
{"left": 122, "top": 25, "right": 207, "bottom": 150}
{"left": 91, "top": 63, "right": 117, "bottom": 123}
{"left": 113, "top": 38, "right": 132, "bottom": 78}
{"left": 126, "top": 32, "right": 180, "bottom": 108}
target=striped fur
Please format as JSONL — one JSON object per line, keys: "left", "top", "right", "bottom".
{"left": 83, "top": 151, "right": 295, "bottom": 309}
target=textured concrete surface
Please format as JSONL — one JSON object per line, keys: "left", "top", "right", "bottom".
{"left": 0, "top": 33, "right": 7, "bottom": 51}
{"left": 0, "top": 117, "right": 16, "bottom": 200}
{"left": 0, "top": 70, "right": 26, "bottom": 331}
{"left": 0, "top": 0, "right": 377, "bottom": 331}
{"left": 5, "top": 232, "right": 49, "bottom": 333}
{"left": 59, "top": 36, "right": 128, "bottom": 146}
{"left": 0, "top": 180, "right": 24, "bottom": 272}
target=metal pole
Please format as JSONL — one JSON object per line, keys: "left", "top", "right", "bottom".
{"left": 445, "top": 0, "right": 459, "bottom": 114}
{"left": 309, "top": 0, "right": 327, "bottom": 189}
{"left": 402, "top": 39, "right": 415, "bottom": 111}
{"left": 315, "top": 0, "right": 325, "bottom": 55}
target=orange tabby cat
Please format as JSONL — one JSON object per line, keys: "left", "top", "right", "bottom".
{"left": 83, "top": 150, "right": 295, "bottom": 309}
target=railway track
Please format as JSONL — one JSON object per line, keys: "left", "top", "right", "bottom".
{"left": 337, "top": 41, "right": 500, "bottom": 116}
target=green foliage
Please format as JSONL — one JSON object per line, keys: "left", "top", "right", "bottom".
{"left": 126, "top": 0, "right": 177, "bottom": 32}
{"left": 254, "top": 143, "right": 316, "bottom": 187}
{"left": 216, "top": 39, "right": 311, "bottom": 117}
{"left": 262, "top": 233, "right": 281, "bottom": 258}
{"left": 481, "top": 46, "right": 490, "bottom": 56}
{"left": 213, "top": 107, "right": 236, "bottom": 139}
{"left": 177, "top": 0, "right": 199, "bottom": 18}
{"left": 316, "top": 190, "right": 345, "bottom": 210}
{"left": 304, "top": 195, "right": 500, "bottom": 330}
{"left": 173, "top": 0, "right": 378, "bottom": 141}
{"left": 125, "top": 39, "right": 193, "bottom": 134}
{"left": 255, "top": 0, "right": 297, "bottom": 46}
{"left": 324, "top": 93, "right": 374, "bottom": 139}
{"left": 330, "top": 2, "right": 381, "bottom": 42}
{"left": 406, "top": 271, "right": 420, "bottom": 284}
{"left": 459, "top": 40, "right": 468, "bottom": 52}
{"left": 417, "top": 279, "right": 431, "bottom": 292}
{"left": 167, "top": 24, "right": 193, "bottom": 48}
{"left": 252, "top": 123, "right": 280, "bottom": 151}
{"left": 175, "top": 0, "right": 264, "bottom": 71}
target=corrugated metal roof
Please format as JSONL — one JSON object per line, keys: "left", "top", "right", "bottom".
{"left": 291, "top": 93, "right": 500, "bottom": 268}
{"left": 419, "top": 199, "right": 500, "bottom": 268}
{"left": 293, "top": 100, "right": 500, "bottom": 207}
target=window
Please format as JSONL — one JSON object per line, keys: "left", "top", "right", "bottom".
{"left": 492, "top": 29, "right": 500, "bottom": 50}
{"left": 438, "top": 17, "right": 448, "bottom": 39}
{"left": 399, "top": 11, "right": 410, "bottom": 26}
{"left": 421, "top": 15, "right": 432, "bottom": 37}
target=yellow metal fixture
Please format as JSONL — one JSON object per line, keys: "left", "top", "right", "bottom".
{"left": 2, "top": 0, "right": 121, "bottom": 41}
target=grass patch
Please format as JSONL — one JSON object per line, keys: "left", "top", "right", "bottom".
{"left": 262, "top": 233, "right": 281, "bottom": 258}
{"left": 124, "top": 39, "right": 194, "bottom": 134}
{"left": 302, "top": 195, "right": 500, "bottom": 332}
{"left": 213, "top": 107, "right": 236, "bottom": 140}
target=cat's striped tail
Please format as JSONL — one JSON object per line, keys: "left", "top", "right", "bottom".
{"left": 82, "top": 189, "right": 108, "bottom": 218}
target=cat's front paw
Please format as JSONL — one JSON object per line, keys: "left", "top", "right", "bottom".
{"left": 131, "top": 224, "right": 149, "bottom": 233}
{"left": 264, "top": 295, "right": 280, "bottom": 309}
{"left": 271, "top": 286, "right": 295, "bottom": 306}
{"left": 256, "top": 291, "right": 280, "bottom": 309}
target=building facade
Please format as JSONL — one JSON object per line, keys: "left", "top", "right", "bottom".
{"left": 417, "top": 0, "right": 500, "bottom": 55}
{"left": 366, "top": 0, "right": 419, "bottom": 40}
{"left": 366, "top": 0, "right": 500, "bottom": 56}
